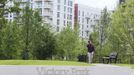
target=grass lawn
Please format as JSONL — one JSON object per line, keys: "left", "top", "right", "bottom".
{"left": 115, "top": 64, "right": 134, "bottom": 69}
{"left": 0, "top": 60, "right": 92, "bottom": 66}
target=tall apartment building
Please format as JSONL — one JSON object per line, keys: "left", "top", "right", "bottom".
{"left": 74, "top": 4, "right": 101, "bottom": 39}
{"left": 5, "top": 0, "right": 74, "bottom": 32}
{"left": 4, "top": 0, "right": 34, "bottom": 21}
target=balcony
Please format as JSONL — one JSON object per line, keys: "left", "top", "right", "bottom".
{"left": 44, "top": 4, "right": 52, "bottom": 9}
{"left": 43, "top": 12, "right": 52, "bottom": 17}
{"left": 85, "top": 15, "right": 91, "bottom": 19}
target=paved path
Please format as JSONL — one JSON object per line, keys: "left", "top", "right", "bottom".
{"left": 0, "top": 64, "right": 133, "bottom": 75}
{"left": 89, "top": 64, "right": 134, "bottom": 75}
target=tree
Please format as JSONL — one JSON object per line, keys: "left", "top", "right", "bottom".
{"left": 19, "top": 5, "right": 57, "bottom": 60}
{"left": 89, "top": 8, "right": 111, "bottom": 62}
{"left": 33, "top": 25, "right": 57, "bottom": 60}
{"left": 99, "top": 8, "right": 111, "bottom": 51}
{"left": 20, "top": 4, "right": 34, "bottom": 59}
{"left": 0, "top": 0, "right": 21, "bottom": 59}
{"left": 56, "top": 26, "right": 80, "bottom": 60}
{"left": 0, "top": 0, "right": 7, "bottom": 58}
{"left": 111, "top": 0, "right": 134, "bottom": 63}
{"left": 1, "top": 22, "right": 22, "bottom": 59}
{"left": 32, "top": 11, "right": 57, "bottom": 59}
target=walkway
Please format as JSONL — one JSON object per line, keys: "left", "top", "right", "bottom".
{"left": 89, "top": 64, "right": 134, "bottom": 75}
{"left": 0, "top": 64, "right": 133, "bottom": 75}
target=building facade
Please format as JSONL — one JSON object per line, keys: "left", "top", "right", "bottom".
{"left": 5, "top": 0, "right": 74, "bottom": 32}
{"left": 118, "top": 0, "right": 126, "bottom": 4}
{"left": 74, "top": 4, "right": 101, "bottom": 39}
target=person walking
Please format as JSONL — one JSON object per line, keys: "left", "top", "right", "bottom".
{"left": 87, "top": 40, "right": 95, "bottom": 63}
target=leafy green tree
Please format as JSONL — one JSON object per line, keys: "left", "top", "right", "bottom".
{"left": 89, "top": 8, "right": 111, "bottom": 62}
{"left": 1, "top": 22, "right": 22, "bottom": 59}
{"left": 111, "top": 0, "right": 134, "bottom": 63}
{"left": 99, "top": 8, "right": 111, "bottom": 52}
{"left": 33, "top": 25, "right": 57, "bottom": 60}
{"left": 56, "top": 26, "right": 80, "bottom": 60}
{"left": 0, "top": 0, "right": 21, "bottom": 59}
{"left": 18, "top": 5, "right": 57, "bottom": 60}
{"left": 32, "top": 11, "right": 57, "bottom": 60}
{"left": 0, "top": 0, "right": 7, "bottom": 58}
{"left": 20, "top": 5, "right": 34, "bottom": 59}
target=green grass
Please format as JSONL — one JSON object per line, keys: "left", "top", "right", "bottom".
{"left": 0, "top": 60, "right": 92, "bottom": 66}
{"left": 114, "top": 64, "right": 134, "bottom": 69}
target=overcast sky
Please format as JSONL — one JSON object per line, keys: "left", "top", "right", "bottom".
{"left": 75, "top": 0, "right": 118, "bottom": 10}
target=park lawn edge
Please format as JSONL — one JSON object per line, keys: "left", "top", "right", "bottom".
{"left": 0, "top": 60, "right": 92, "bottom": 66}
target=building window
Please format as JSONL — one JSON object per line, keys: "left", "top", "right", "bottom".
{"left": 57, "top": 19, "right": 60, "bottom": 25}
{"left": 68, "top": 0, "right": 69, "bottom": 6}
{"left": 57, "top": 5, "right": 60, "bottom": 11}
{"left": 57, "top": 26, "right": 60, "bottom": 32}
{"left": 68, "top": 7, "right": 70, "bottom": 13}
{"left": 82, "top": 11, "right": 84, "bottom": 16}
{"left": 10, "top": 14, "right": 12, "bottom": 17}
{"left": 70, "top": 8, "right": 72, "bottom": 13}
{"left": 82, "top": 25, "right": 84, "bottom": 29}
{"left": 57, "top": 0, "right": 60, "bottom": 3}
{"left": 86, "top": 32, "right": 88, "bottom": 36}
{"left": 70, "top": 1, "right": 73, "bottom": 6}
{"left": 64, "top": 0, "right": 66, "bottom": 5}
{"left": 64, "top": 14, "right": 66, "bottom": 19}
{"left": 67, "top": 21, "right": 69, "bottom": 25}
{"left": 79, "top": 11, "right": 80, "bottom": 16}
{"left": 82, "top": 18, "right": 84, "bottom": 23}
{"left": 70, "top": 15, "right": 72, "bottom": 20}
{"left": 87, "top": 19, "right": 89, "bottom": 24}
{"left": 67, "top": 14, "right": 69, "bottom": 20}
{"left": 64, "top": 6, "right": 66, "bottom": 12}
{"left": 36, "top": 2, "right": 42, "bottom": 8}
{"left": 64, "top": 20, "right": 66, "bottom": 26}
{"left": 57, "top": 12, "right": 60, "bottom": 18}
{"left": 94, "top": 15, "right": 95, "bottom": 19}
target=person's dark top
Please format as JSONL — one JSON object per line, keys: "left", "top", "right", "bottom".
{"left": 87, "top": 44, "right": 95, "bottom": 53}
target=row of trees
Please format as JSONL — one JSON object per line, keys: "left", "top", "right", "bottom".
{"left": 3, "top": 0, "right": 134, "bottom": 64}
{"left": 0, "top": 1, "right": 86, "bottom": 60}
{"left": 91, "top": 0, "right": 134, "bottom": 63}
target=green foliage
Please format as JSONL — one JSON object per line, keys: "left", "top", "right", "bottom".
{"left": 1, "top": 22, "right": 22, "bottom": 59}
{"left": 110, "top": 0, "right": 134, "bottom": 63}
{"left": 99, "top": 8, "right": 111, "bottom": 46}
{"left": 19, "top": 5, "right": 34, "bottom": 59}
{"left": 56, "top": 26, "right": 80, "bottom": 60}
{"left": 0, "top": 0, "right": 84, "bottom": 61}
{"left": 89, "top": 8, "right": 111, "bottom": 62}
{"left": 33, "top": 26, "right": 57, "bottom": 60}
{"left": 0, "top": 0, "right": 21, "bottom": 59}
{"left": 0, "top": 1, "right": 58, "bottom": 60}
{"left": 18, "top": 5, "right": 57, "bottom": 60}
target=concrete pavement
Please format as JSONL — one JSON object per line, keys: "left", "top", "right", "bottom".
{"left": 0, "top": 64, "right": 133, "bottom": 75}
